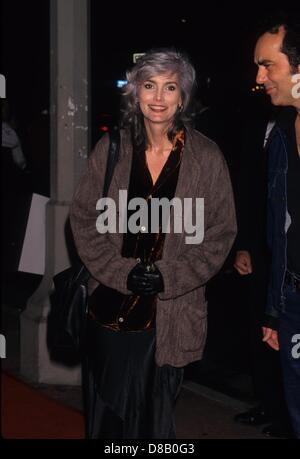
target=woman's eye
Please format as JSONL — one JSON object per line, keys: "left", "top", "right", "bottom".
{"left": 166, "top": 85, "right": 176, "bottom": 91}
{"left": 144, "top": 83, "right": 153, "bottom": 89}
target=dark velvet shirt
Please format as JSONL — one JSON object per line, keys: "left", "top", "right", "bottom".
{"left": 88, "top": 129, "right": 185, "bottom": 331}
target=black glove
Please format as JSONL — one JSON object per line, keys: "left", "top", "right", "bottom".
{"left": 142, "top": 264, "right": 164, "bottom": 295}
{"left": 127, "top": 262, "right": 164, "bottom": 296}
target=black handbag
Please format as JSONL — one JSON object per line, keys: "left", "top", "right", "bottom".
{"left": 48, "top": 129, "right": 120, "bottom": 360}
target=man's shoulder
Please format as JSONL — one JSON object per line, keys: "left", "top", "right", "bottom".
{"left": 275, "top": 106, "right": 297, "bottom": 131}
{"left": 266, "top": 107, "right": 296, "bottom": 150}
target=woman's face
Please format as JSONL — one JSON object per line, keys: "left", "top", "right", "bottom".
{"left": 137, "top": 73, "right": 182, "bottom": 127}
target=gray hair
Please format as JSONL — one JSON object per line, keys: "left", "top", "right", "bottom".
{"left": 120, "top": 48, "right": 196, "bottom": 145}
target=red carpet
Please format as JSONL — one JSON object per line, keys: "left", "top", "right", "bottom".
{"left": 1, "top": 373, "right": 85, "bottom": 439}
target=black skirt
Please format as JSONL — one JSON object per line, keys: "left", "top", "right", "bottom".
{"left": 82, "top": 317, "right": 183, "bottom": 439}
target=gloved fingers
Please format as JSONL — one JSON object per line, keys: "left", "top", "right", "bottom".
{"left": 127, "top": 262, "right": 164, "bottom": 295}
{"left": 130, "top": 278, "right": 157, "bottom": 295}
{"left": 132, "top": 273, "right": 159, "bottom": 282}
{"left": 133, "top": 279, "right": 154, "bottom": 291}
{"left": 142, "top": 273, "right": 160, "bottom": 281}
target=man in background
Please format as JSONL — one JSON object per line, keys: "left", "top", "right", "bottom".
{"left": 233, "top": 103, "right": 291, "bottom": 437}
{"left": 254, "top": 15, "right": 300, "bottom": 438}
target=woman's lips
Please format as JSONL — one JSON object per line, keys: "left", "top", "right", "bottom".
{"left": 149, "top": 105, "right": 166, "bottom": 112}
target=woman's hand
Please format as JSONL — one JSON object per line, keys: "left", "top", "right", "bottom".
{"left": 127, "top": 263, "right": 164, "bottom": 295}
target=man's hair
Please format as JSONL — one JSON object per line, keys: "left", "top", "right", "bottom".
{"left": 120, "top": 48, "right": 196, "bottom": 148}
{"left": 257, "top": 12, "right": 300, "bottom": 72}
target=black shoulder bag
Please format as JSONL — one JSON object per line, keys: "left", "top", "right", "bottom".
{"left": 48, "top": 129, "right": 120, "bottom": 360}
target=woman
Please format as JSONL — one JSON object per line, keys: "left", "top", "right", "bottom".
{"left": 70, "top": 49, "right": 236, "bottom": 439}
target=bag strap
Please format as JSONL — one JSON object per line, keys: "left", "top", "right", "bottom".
{"left": 70, "top": 129, "right": 120, "bottom": 283}
{"left": 103, "top": 126, "right": 120, "bottom": 197}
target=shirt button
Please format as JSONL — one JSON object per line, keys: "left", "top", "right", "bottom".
{"left": 141, "top": 226, "right": 146, "bottom": 232}
{"left": 136, "top": 257, "right": 141, "bottom": 263}
{"left": 118, "top": 317, "right": 124, "bottom": 323}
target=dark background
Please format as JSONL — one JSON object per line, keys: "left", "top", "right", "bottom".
{"left": 1, "top": 0, "right": 298, "bottom": 398}
{"left": 2, "top": 1, "right": 296, "bottom": 176}
{"left": 2, "top": 1, "right": 292, "bottom": 146}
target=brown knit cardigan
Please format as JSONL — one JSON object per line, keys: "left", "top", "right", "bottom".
{"left": 70, "top": 126, "right": 237, "bottom": 367}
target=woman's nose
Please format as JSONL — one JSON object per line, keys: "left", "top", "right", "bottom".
{"left": 154, "top": 88, "right": 163, "bottom": 101}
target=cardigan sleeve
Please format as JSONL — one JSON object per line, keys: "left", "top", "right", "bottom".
{"left": 70, "top": 134, "right": 137, "bottom": 295}
{"left": 156, "top": 144, "right": 237, "bottom": 300}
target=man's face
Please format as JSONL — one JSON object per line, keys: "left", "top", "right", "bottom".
{"left": 254, "top": 26, "right": 299, "bottom": 106}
